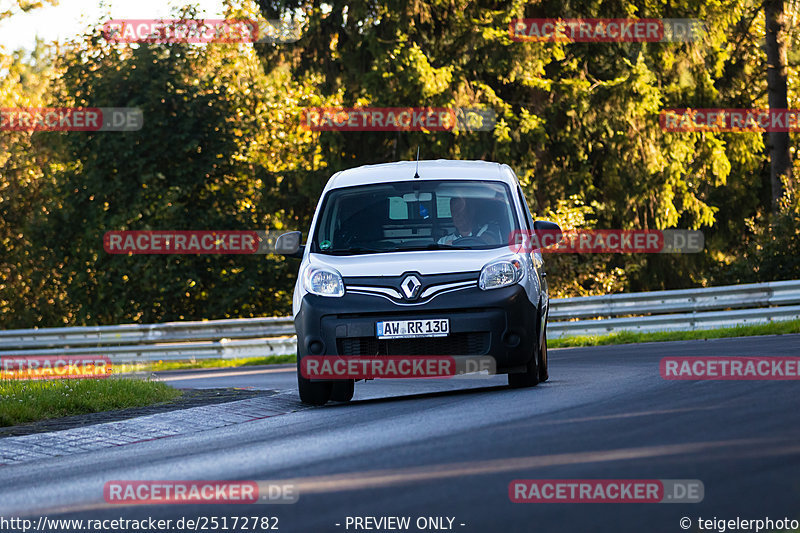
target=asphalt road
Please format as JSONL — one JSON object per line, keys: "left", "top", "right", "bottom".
{"left": 1, "top": 334, "right": 799, "bottom": 533}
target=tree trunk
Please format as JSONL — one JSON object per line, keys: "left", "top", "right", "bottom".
{"left": 765, "top": 0, "right": 791, "bottom": 210}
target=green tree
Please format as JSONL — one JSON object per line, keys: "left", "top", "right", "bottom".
{"left": 0, "top": 40, "right": 63, "bottom": 325}
{"left": 6, "top": 10, "right": 319, "bottom": 326}
{"left": 255, "top": 0, "right": 760, "bottom": 293}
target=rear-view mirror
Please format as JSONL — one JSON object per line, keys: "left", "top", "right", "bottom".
{"left": 274, "top": 231, "right": 303, "bottom": 256}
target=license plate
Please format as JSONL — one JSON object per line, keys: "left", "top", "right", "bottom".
{"left": 376, "top": 319, "right": 449, "bottom": 339}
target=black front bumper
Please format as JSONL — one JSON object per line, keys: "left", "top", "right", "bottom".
{"left": 294, "top": 284, "right": 539, "bottom": 373}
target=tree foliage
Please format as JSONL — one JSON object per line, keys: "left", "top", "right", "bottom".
{"left": 0, "top": 0, "right": 798, "bottom": 326}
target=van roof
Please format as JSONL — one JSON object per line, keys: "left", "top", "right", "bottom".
{"left": 325, "top": 160, "right": 518, "bottom": 192}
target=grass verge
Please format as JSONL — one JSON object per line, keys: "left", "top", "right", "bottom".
{"left": 0, "top": 377, "right": 182, "bottom": 427}
{"left": 116, "top": 353, "right": 296, "bottom": 373}
{"left": 549, "top": 318, "right": 800, "bottom": 349}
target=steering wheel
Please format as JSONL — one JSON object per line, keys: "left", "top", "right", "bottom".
{"left": 451, "top": 235, "right": 486, "bottom": 246}
{"left": 337, "top": 230, "right": 359, "bottom": 248}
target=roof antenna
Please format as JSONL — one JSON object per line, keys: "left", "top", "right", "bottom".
{"left": 413, "top": 146, "right": 420, "bottom": 179}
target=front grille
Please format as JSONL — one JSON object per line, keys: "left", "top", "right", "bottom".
{"left": 336, "top": 332, "right": 490, "bottom": 356}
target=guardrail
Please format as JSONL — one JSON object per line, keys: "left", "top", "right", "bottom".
{"left": 1, "top": 280, "right": 798, "bottom": 362}
{"left": 547, "top": 279, "right": 800, "bottom": 338}
{"left": 0, "top": 317, "right": 296, "bottom": 362}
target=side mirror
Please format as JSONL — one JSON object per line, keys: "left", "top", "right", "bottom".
{"left": 274, "top": 231, "right": 304, "bottom": 257}
{"left": 533, "top": 220, "right": 563, "bottom": 245}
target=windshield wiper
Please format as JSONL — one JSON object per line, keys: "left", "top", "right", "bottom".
{"left": 321, "top": 243, "right": 486, "bottom": 255}
{"left": 322, "top": 246, "right": 389, "bottom": 255}
{"left": 386, "top": 243, "right": 479, "bottom": 252}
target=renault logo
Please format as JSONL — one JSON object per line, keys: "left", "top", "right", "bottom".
{"left": 400, "top": 275, "right": 422, "bottom": 299}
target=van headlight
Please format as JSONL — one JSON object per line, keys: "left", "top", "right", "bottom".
{"left": 303, "top": 266, "right": 345, "bottom": 297}
{"left": 479, "top": 259, "right": 522, "bottom": 290}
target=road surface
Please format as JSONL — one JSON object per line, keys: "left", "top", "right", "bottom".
{"left": 1, "top": 335, "right": 799, "bottom": 533}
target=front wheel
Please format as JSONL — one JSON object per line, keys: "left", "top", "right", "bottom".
{"left": 508, "top": 340, "right": 540, "bottom": 388}
{"left": 538, "top": 330, "right": 549, "bottom": 382}
{"left": 330, "top": 380, "right": 355, "bottom": 402}
{"left": 297, "top": 358, "right": 332, "bottom": 405}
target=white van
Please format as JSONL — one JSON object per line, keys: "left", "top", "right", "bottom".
{"left": 275, "top": 160, "right": 561, "bottom": 405}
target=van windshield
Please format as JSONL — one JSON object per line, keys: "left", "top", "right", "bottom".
{"left": 312, "top": 180, "right": 520, "bottom": 255}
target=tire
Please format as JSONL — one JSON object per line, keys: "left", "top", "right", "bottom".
{"left": 297, "top": 358, "right": 332, "bottom": 405}
{"left": 508, "top": 304, "right": 544, "bottom": 388}
{"left": 538, "top": 329, "right": 549, "bottom": 382}
{"left": 330, "top": 380, "right": 355, "bottom": 402}
{"left": 508, "top": 339, "right": 540, "bottom": 388}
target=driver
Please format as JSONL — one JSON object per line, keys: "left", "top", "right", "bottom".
{"left": 438, "top": 196, "right": 501, "bottom": 245}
